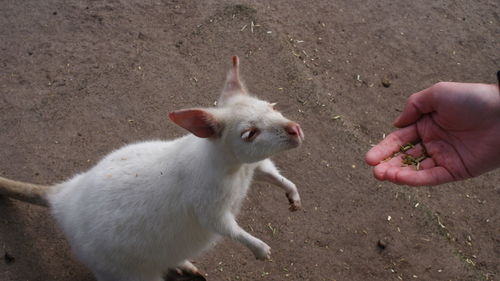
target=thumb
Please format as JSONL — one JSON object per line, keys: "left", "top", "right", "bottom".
{"left": 394, "top": 86, "right": 436, "bottom": 127}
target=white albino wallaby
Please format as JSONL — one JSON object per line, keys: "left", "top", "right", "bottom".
{"left": 0, "top": 56, "right": 304, "bottom": 281}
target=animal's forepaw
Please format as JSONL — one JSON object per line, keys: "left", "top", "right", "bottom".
{"left": 289, "top": 200, "right": 302, "bottom": 212}
{"left": 286, "top": 192, "right": 301, "bottom": 211}
{"left": 169, "top": 260, "right": 205, "bottom": 280}
{"left": 253, "top": 242, "right": 271, "bottom": 261}
{"left": 166, "top": 267, "right": 206, "bottom": 281}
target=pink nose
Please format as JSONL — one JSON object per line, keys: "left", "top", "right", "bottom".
{"left": 285, "top": 122, "right": 302, "bottom": 138}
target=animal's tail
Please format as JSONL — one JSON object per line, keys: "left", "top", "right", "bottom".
{"left": 0, "top": 176, "right": 53, "bottom": 207}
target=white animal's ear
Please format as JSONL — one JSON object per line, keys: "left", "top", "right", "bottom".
{"left": 219, "top": 56, "right": 247, "bottom": 105}
{"left": 169, "top": 109, "right": 222, "bottom": 138}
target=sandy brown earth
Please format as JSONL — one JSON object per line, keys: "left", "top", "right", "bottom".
{"left": 1, "top": 1, "right": 499, "bottom": 280}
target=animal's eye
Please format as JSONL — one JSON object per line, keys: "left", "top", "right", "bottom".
{"left": 270, "top": 103, "right": 278, "bottom": 110}
{"left": 241, "top": 128, "right": 260, "bottom": 142}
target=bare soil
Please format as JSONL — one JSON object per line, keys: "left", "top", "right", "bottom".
{"left": 1, "top": 1, "right": 499, "bottom": 281}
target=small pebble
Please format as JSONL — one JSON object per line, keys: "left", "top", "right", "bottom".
{"left": 381, "top": 78, "right": 392, "bottom": 88}
{"left": 377, "top": 239, "right": 387, "bottom": 250}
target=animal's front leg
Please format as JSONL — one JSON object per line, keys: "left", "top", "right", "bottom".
{"left": 254, "top": 159, "right": 301, "bottom": 211}
{"left": 200, "top": 212, "right": 271, "bottom": 260}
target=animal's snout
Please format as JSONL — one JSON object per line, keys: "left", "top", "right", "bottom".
{"left": 285, "top": 122, "right": 304, "bottom": 141}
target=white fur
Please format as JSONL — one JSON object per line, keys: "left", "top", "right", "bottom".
{"left": 47, "top": 57, "right": 303, "bottom": 281}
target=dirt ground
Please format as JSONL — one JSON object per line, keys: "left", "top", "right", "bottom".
{"left": 1, "top": 0, "right": 499, "bottom": 280}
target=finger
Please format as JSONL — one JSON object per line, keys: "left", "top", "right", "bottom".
{"left": 384, "top": 166, "right": 455, "bottom": 186}
{"left": 373, "top": 153, "right": 436, "bottom": 180}
{"left": 373, "top": 144, "right": 436, "bottom": 181}
{"left": 372, "top": 155, "right": 409, "bottom": 180}
{"left": 365, "top": 125, "right": 419, "bottom": 166}
{"left": 402, "top": 142, "right": 427, "bottom": 157}
{"left": 418, "top": 157, "right": 436, "bottom": 169}
{"left": 394, "top": 86, "right": 436, "bottom": 128}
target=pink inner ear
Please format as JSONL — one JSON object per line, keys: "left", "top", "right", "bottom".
{"left": 232, "top": 56, "right": 239, "bottom": 68}
{"left": 168, "top": 109, "right": 218, "bottom": 138}
{"left": 221, "top": 56, "right": 246, "bottom": 99}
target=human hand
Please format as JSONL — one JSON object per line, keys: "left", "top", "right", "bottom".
{"left": 365, "top": 82, "right": 500, "bottom": 186}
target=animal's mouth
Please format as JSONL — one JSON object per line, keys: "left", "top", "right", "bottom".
{"left": 288, "top": 129, "right": 304, "bottom": 147}
{"left": 296, "top": 127, "right": 304, "bottom": 142}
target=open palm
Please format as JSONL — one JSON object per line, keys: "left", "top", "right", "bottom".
{"left": 365, "top": 82, "right": 500, "bottom": 186}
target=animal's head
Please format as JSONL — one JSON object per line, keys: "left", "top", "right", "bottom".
{"left": 169, "top": 56, "right": 304, "bottom": 163}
